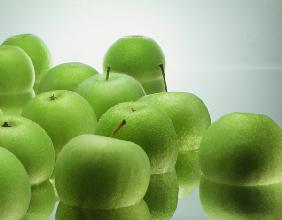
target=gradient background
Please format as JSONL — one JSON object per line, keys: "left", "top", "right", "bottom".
{"left": 1, "top": 0, "right": 281, "bottom": 219}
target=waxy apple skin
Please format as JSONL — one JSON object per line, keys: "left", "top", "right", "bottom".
{"left": 199, "top": 113, "right": 282, "bottom": 186}
{"left": 0, "top": 147, "right": 31, "bottom": 220}
{"left": 22, "top": 90, "right": 97, "bottom": 156}
{"left": 200, "top": 177, "right": 282, "bottom": 220}
{"left": 0, "top": 115, "right": 55, "bottom": 185}
{"left": 96, "top": 101, "right": 178, "bottom": 175}
{"left": 103, "top": 36, "right": 166, "bottom": 94}
{"left": 3, "top": 34, "right": 52, "bottom": 93}
{"left": 23, "top": 180, "right": 57, "bottom": 220}
{"left": 55, "top": 135, "right": 150, "bottom": 210}
{"left": 39, "top": 62, "right": 99, "bottom": 93}
{"left": 76, "top": 73, "right": 145, "bottom": 119}
{"left": 56, "top": 200, "right": 152, "bottom": 220}
{"left": 144, "top": 171, "right": 179, "bottom": 220}
{"left": 0, "top": 45, "right": 35, "bottom": 114}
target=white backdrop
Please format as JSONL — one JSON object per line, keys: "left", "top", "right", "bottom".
{"left": 1, "top": 0, "right": 281, "bottom": 219}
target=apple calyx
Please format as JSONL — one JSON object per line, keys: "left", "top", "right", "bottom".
{"left": 106, "top": 66, "right": 111, "bottom": 81}
{"left": 49, "top": 94, "right": 57, "bottom": 101}
{"left": 112, "top": 119, "right": 126, "bottom": 137}
{"left": 131, "top": 108, "right": 136, "bottom": 112}
{"left": 2, "top": 122, "right": 11, "bottom": 127}
{"left": 159, "top": 64, "right": 167, "bottom": 92}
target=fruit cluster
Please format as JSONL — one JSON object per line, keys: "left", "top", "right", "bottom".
{"left": 0, "top": 33, "right": 280, "bottom": 220}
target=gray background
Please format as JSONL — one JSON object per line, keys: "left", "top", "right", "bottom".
{"left": 0, "top": 0, "right": 281, "bottom": 219}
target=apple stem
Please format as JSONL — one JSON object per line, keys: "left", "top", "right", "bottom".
{"left": 112, "top": 119, "right": 126, "bottom": 137}
{"left": 2, "top": 122, "right": 11, "bottom": 127}
{"left": 131, "top": 108, "right": 136, "bottom": 112}
{"left": 49, "top": 94, "right": 57, "bottom": 101}
{"left": 159, "top": 64, "right": 167, "bottom": 92}
{"left": 106, "top": 66, "right": 111, "bottom": 81}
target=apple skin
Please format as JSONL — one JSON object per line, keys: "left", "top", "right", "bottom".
{"left": 22, "top": 90, "right": 97, "bottom": 156}
{"left": 144, "top": 171, "right": 179, "bottom": 220}
{"left": 55, "top": 200, "right": 152, "bottom": 220}
{"left": 95, "top": 101, "right": 178, "bottom": 175}
{"left": 2, "top": 34, "right": 52, "bottom": 93}
{"left": 199, "top": 113, "right": 282, "bottom": 186}
{"left": 23, "top": 180, "right": 57, "bottom": 220}
{"left": 55, "top": 135, "right": 150, "bottom": 209}
{"left": 200, "top": 177, "right": 282, "bottom": 220}
{"left": 76, "top": 73, "right": 145, "bottom": 119}
{"left": 39, "top": 62, "right": 99, "bottom": 93}
{"left": 0, "top": 147, "right": 31, "bottom": 220}
{"left": 103, "top": 36, "right": 166, "bottom": 94}
{"left": 0, "top": 115, "right": 55, "bottom": 185}
{"left": 175, "top": 151, "right": 201, "bottom": 199}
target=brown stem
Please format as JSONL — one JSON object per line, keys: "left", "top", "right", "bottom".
{"left": 159, "top": 64, "right": 167, "bottom": 92}
{"left": 112, "top": 119, "right": 126, "bottom": 137}
{"left": 106, "top": 66, "right": 111, "bottom": 81}
{"left": 2, "top": 122, "right": 11, "bottom": 127}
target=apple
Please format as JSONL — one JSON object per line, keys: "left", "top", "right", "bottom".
{"left": 139, "top": 92, "right": 210, "bottom": 198}
{"left": 56, "top": 200, "right": 151, "bottom": 220}
{"left": 21, "top": 90, "right": 97, "bottom": 156}
{"left": 175, "top": 151, "right": 201, "bottom": 198}
{"left": 76, "top": 69, "right": 145, "bottom": 119}
{"left": 103, "top": 36, "right": 166, "bottom": 94}
{"left": 0, "top": 45, "right": 35, "bottom": 115}
{"left": 38, "top": 62, "right": 99, "bottom": 93}
{"left": 55, "top": 134, "right": 150, "bottom": 209}
{"left": 23, "top": 180, "right": 57, "bottom": 220}
{"left": 2, "top": 34, "right": 52, "bottom": 93}
{"left": 199, "top": 113, "right": 282, "bottom": 186}
{"left": 95, "top": 101, "right": 178, "bottom": 174}
{"left": 0, "top": 115, "right": 55, "bottom": 185}
{"left": 0, "top": 147, "right": 31, "bottom": 219}
{"left": 200, "top": 177, "right": 282, "bottom": 220}
{"left": 144, "top": 171, "right": 179, "bottom": 220}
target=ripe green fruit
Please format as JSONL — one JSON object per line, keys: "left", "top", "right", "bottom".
{"left": 139, "top": 92, "right": 211, "bottom": 152}
{"left": 96, "top": 101, "right": 178, "bottom": 174}
{"left": 23, "top": 180, "right": 57, "bottom": 220}
{"left": 22, "top": 90, "right": 97, "bottom": 156}
{"left": 0, "top": 115, "right": 55, "bottom": 185}
{"left": 199, "top": 113, "right": 282, "bottom": 186}
{"left": 76, "top": 71, "right": 145, "bottom": 119}
{"left": 144, "top": 171, "right": 179, "bottom": 220}
{"left": 3, "top": 34, "right": 52, "bottom": 93}
{"left": 0, "top": 45, "right": 35, "bottom": 114}
{"left": 55, "top": 135, "right": 150, "bottom": 209}
{"left": 200, "top": 177, "right": 282, "bottom": 220}
{"left": 175, "top": 151, "right": 201, "bottom": 198}
{"left": 0, "top": 147, "right": 31, "bottom": 219}
{"left": 39, "top": 62, "right": 99, "bottom": 93}
{"left": 103, "top": 36, "right": 166, "bottom": 94}
{"left": 56, "top": 200, "right": 152, "bottom": 220}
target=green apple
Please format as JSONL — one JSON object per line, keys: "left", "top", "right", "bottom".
{"left": 95, "top": 101, "right": 178, "bottom": 174}
{"left": 76, "top": 70, "right": 145, "bottom": 119}
{"left": 2, "top": 34, "right": 52, "bottom": 93}
{"left": 139, "top": 92, "right": 211, "bottom": 152}
{"left": 0, "top": 45, "right": 35, "bottom": 114}
{"left": 0, "top": 115, "right": 55, "bottom": 185}
{"left": 199, "top": 113, "right": 282, "bottom": 186}
{"left": 103, "top": 36, "right": 166, "bottom": 94}
{"left": 23, "top": 180, "right": 57, "bottom": 220}
{"left": 144, "top": 171, "right": 179, "bottom": 220}
{"left": 55, "top": 134, "right": 150, "bottom": 209}
{"left": 56, "top": 200, "right": 152, "bottom": 220}
{"left": 38, "top": 62, "right": 99, "bottom": 93}
{"left": 0, "top": 146, "right": 31, "bottom": 219}
{"left": 200, "top": 177, "right": 282, "bottom": 220}
{"left": 175, "top": 151, "right": 201, "bottom": 198}
{"left": 22, "top": 90, "right": 97, "bottom": 156}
